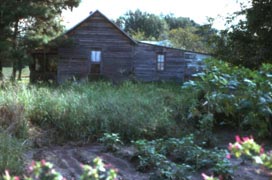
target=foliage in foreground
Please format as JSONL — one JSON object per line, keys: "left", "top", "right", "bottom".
{"left": 0, "top": 132, "right": 25, "bottom": 175}
{"left": 228, "top": 135, "right": 272, "bottom": 170}
{"left": 3, "top": 134, "right": 272, "bottom": 180}
{"left": 133, "top": 135, "right": 231, "bottom": 180}
{"left": 3, "top": 157, "right": 117, "bottom": 180}
{"left": 203, "top": 135, "right": 272, "bottom": 180}
{"left": 181, "top": 59, "right": 272, "bottom": 138}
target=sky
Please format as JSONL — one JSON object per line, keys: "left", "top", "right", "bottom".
{"left": 62, "top": 0, "right": 246, "bottom": 30}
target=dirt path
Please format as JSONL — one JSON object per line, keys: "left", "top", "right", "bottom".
{"left": 24, "top": 144, "right": 149, "bottom": 180}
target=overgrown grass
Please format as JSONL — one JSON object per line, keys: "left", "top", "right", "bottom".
{"left": 0, "top": 81, "right": 185, "bottom": 143}
{"left": 0, "top": 132, "right": 25, "bottom": 175}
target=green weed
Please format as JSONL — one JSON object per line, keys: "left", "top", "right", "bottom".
{"left": 0, "top": 132, "right": 25, "bottom": 175}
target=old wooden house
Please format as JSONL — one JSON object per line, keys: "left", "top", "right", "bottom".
{"left": 30, "top": 10, "right": 210, "bottom": 83}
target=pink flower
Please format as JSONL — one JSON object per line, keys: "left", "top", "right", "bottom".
{"left": 235, "top": 144, "right": 241, "bottom": 150}
{"left": 28, "top": 166, "right": 33, "bottom": 172}
{"left": 260, "top": 147, "right": 264, "bottom": 154}
{"left": 228, "top": 143, "right": 233, "bottom": 150}
{"left": 201, "top": 173, "right": 210, "bottom": 180}
{"left": 14, "top": 176, "right": 20, "bottom": 180}
{"left": 242, "top": 137, "right": 250, "bottom": 142}
{"left": 235, "top": 135, "right": 242, "bottom": 143}
{"left": 41, "top": 159, "right": 46, "bottom": 166}
{"left": 104, "top": 163, "right": 113, "bottom": 168}
{"left": 226, "top": 153, "right": 231, "bottom": 159}
{"left": 113, "top": 168, "right": 119, "bottom": 172}
{"left": 31, "top": 161, "right": 36, "bottom": 167}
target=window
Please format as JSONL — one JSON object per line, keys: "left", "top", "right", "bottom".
{"left": 157, "top": 54, "right": 165, "bottom": 71}
{"left": 91, "top": 50, "right": 101, "bottom": 63}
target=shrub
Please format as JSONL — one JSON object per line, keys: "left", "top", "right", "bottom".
{"left": 181, "top": 59, "right": 272, "bottom": 138}
{"left": 99, "top": 133, "right": 123, "bottom": 152}
{"left": 133, "top": 135, "right": 232, "bottom": 179}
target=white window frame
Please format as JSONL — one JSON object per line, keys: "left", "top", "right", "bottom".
{"left": 91, "top": 50, "right": 101, "bottom": 63}
{"left": 157, "top": 54, "right": 165, "bottom": 71}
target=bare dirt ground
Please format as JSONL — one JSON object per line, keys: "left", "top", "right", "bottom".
{"left": 24, "top": 143, "right": 272, "bottom": 180}
{"left": 24, "top": 144, "right": 149, "bottom": 180}
{"left": 23, "top": 129, "right": 272, "bottom": 180}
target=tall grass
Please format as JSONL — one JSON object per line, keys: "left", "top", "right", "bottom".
{"left": 0, "top": 132, "right": 25, "bottom": 175}
{"left": 0, "top": 81, "right": 184, "bottom": 143}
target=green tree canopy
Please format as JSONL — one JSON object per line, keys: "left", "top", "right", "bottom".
{"left": 116, "top": 9, "right": 169, "bottom": 40}
{"left": 169, "top": 27, "right": 201, "bottom": 51}
{"left": 116, "top": 10, "right": 217, "bottom": 53}
{"left": 164, "top": 14, "right": 198, "bottom": 30}
{"left": 0, "top": 0, "right": 80, "bottom": 80}
{"left": 214, "top": 0, "right": 272, "bottom": 68}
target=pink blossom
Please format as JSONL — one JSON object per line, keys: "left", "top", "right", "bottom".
{"left": 41, "top": 159, "right": 46, "bottom": 166}
{"left": 104, "top": 163, "right": 113, "bottom": 168}
{"left": 14, "top": 176, "right": 20, "bottom": 180}
{"left": 242, "top": 137, "right": 250, "bottom": 142}
{"left": 112, "top": 168, "right": 119, "bottom": 173}
{"left": 260, "top": 147, "right": 264, "bottom": 154}
{"left": 228, "top": 143, "right": 233, "bottom": 150}
{"left": 29, "top": 161, "right": 36, "bottom": 171}
{"left": 28, "top": 166, "right": 33, "bottom": 172}
{"left": 235, "top": 144, "right": 241, "bottom": 149}
{"left": 31, "top": 161, "right": 36, "bottom": 167}
{"left": 235, "top": 135, "right": 242, "bottom": 143}
{"left": 226, "top": 153, "right": 231, "bottom": 159}
{"left": 201, "top": 173, "right": 210, "bottom": 180}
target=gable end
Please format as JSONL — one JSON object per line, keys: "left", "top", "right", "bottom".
{"left": 65, "top": 10, "right": 137, "bottom": 45}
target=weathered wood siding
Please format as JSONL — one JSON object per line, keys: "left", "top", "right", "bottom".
{"left": 184, "top": 51, "right": 211, "bottom": 79}
{"left": 134, "top": 43, "right": 185, "bottom": 82}
{"left": 57, "top": 11, "right": 135, "bottom": 83}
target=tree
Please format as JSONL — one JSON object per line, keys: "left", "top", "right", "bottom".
{"left": 213, "top": 0, "right": 272, "bottom": 68}
{"left": 169, "top": 27, "right": 207, "bottom": 52}
{"left": 0, "top": 0, "right": 80, "bottom": 80}
{"left": 116, "top": 9, "right": 168, "bottom": 40}
{"left": 246, "top": 0, "right": 272, "bottom": 65}
{"left": 116, "top": 10, "right": 216, "bottom": 53}
{"left": 164, "top": 14, "right": 197, "bottom": 30}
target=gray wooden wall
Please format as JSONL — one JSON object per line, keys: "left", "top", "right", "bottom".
{"left": 134, "top": 43, "right": 185, "bottom": 82}
{"left": 57, "top": 11, "right": 135, "bottom": 83}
